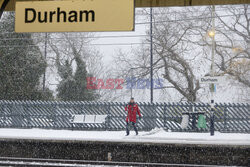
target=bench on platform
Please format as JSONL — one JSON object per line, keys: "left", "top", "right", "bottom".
{"left": 70, "top": 114, "right": 107, "bottom": 130}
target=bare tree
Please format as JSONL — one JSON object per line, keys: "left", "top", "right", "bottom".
{"left": 215, "top": 5, "right": 250, "bottom": 87}
{"left": 190, "top": 5, "right": 250, "bottom": 87}
{"left": 45, "top": 32, "right": 112, "bottom": 100}
{"left": 114, "top": 8, "right": 201, "bottom": 102}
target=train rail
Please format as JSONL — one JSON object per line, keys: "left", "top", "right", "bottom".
{"left": 0, "top": 157, "right": 232, "bottom": 167}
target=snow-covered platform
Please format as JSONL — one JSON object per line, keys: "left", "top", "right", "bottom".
{"left": 0, "top": 128, "right": 249, "bottom": 166}
{"left": 0, "top": 128, "right": 249, "bottom": 146}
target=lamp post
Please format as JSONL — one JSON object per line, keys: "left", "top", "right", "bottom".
{"left": 130, "top": 68, "right": 134, "bottom": 98}
{"left": 150, "top": 7, "right": 153, "bottom": 103}
{"left": 208, "top": 5, "right": 216, "bottom": 136}
{"left": 42, "top": 33, "right": 48, "bottom": 92}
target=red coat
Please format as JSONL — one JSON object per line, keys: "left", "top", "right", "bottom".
{"left": 125, "top": 103, "right": 141, "bottom": 123}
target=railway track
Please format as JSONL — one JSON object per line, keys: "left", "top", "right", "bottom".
{"left": 0, "top": 157, "right": 232, "bottom": 167}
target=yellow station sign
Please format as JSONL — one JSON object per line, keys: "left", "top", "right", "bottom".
{"left": 15, "top": 0, "right": 134, "bottom": 32}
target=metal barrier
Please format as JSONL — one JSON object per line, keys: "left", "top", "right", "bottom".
{"left": 0, "top": 100, "right": 249, "bottom": 133}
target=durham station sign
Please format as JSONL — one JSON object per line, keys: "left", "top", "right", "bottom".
{"left": 15, "top": 0, "right": 134, "bottom": 32}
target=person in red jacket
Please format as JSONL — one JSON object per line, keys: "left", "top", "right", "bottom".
{"left": 125, "top": 97, "right": 142, "bottom": 136}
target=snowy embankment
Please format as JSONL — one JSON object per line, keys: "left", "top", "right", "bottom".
{"left": 0, "top": 128, "right": 249, "bottom": 146}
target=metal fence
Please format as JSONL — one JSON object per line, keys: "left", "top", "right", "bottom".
{"left": 0, "top": 100, "right": 249, "bottom": 133}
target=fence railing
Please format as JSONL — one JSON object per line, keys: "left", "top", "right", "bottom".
{"left": 0, "top": 100, "right": 249, "bottom": 133}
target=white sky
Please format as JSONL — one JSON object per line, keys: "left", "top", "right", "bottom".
{"left": 90, "top": 9, "right": 148, "bottom": 65}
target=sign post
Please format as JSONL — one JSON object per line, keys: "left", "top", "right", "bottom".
{"left": 15, "top": 0, "right": 134, "bottom": 32}
{"left": 200, "top": 75, "right": 226, "bottom": 136}
{"left": 0, "top": 0, "right": 10, "bottom": 18}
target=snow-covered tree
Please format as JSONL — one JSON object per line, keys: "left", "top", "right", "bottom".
{"left": 0, "top": 12, "right": 53, "bottom": 100}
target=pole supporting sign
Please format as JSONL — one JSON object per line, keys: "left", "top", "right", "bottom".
{"left": 15, "top": 0, "right": 135, "bottom": 32}
{"left": 0, "top": 0, "right": 10, "bottom": 18}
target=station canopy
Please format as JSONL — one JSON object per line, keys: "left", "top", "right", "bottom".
{"left": 1, "top": 0, "right": 250, "bottom": 11}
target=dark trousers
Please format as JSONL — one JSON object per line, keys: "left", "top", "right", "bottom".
{"left": 126, "top": 122, "right": 138, "bottom": 135}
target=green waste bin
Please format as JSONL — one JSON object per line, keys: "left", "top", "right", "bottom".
{"left": 197, "top": 114, "right": 207, "bottom": 129}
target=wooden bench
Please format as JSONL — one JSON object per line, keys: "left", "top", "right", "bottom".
{"left": 70, "top": 114, "right": 107, "bottom": 130}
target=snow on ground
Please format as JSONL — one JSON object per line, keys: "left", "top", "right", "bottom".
{"left": 0, "top": 128, "right": 249, "bottom": 146}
